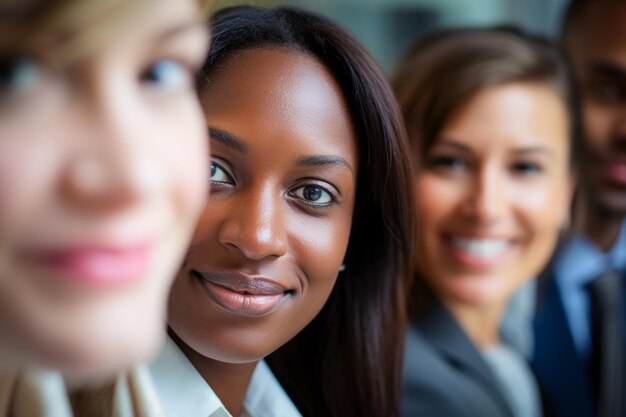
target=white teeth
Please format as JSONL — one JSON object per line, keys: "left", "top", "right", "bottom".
{"left": 450, "top": 237, "right": 510, "bottom": 258}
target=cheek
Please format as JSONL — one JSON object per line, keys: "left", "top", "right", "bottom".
{"left": 294, "top": 214, "right": 351, "bottom": 284}
{"left": 155, "top": 103, "right": 208, "bottom": 226}
{"left": 0, "top": 128, "right": 63, "bottom": 246}
{"left": 288, "top": 202, "right": 355, "bottom": 312}
{"left": 513, "top": 181, "right": 568, "bottom": 231}
{"left": 414, "top": 177, "right": 458, "bottom": 244}
{"left": 584, "top": 102, "right": 615, "bottom": 151}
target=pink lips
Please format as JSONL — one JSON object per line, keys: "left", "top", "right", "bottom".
{"left": 603, "top": 161, "right": 626, "bottom": 187}
{"left": 29, "top": 242, "right": 152, "bottom": 287}
{"left": 194, "top": 270, "right": 290, "bottom": 317}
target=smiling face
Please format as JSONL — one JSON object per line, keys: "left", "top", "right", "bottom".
{"left": 0, "top": 0, "right": 209, "bottom": 378}
{"left": 415, "top": 83, "right": 571, "bottom": 310}
{"left": 566, "top": 1, "right": 626, "bottom": 214}
{"left": 168, "top": 47, "right": 358, "bottom": 364}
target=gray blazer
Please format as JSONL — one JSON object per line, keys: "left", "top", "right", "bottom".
{"left": 401, "top": 299, "right": 515, "bottom": 417}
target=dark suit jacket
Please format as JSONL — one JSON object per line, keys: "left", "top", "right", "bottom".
{"left": 532, "top": 271, "right": 595, "bottom": 417}
{"left": 401, "top": 298, "right": 515, "bottom": 417}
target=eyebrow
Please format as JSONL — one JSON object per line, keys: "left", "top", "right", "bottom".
{"left": 208, "top": 127, "right": 248, "bottom": 154}
{"left": 511, "top": 147, "right": 554, "bottom": 158}
{"left": 433, "top": 140, "right": 471, "bottom": 153}
{"left": 587, "top": 61, "right": 626, "bottom": 80}
{"left": 297, "top": 155, "right": 354, "bottom": 175}
{"left": 435, "top": 140, "right": 554, "bottom": 158}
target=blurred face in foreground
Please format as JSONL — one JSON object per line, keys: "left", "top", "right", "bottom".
{"left": 0, "top": 0, "right": 209, "bottom": 379}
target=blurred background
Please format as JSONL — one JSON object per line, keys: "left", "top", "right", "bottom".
{"left": 213, "top": 0, "right": 569, "bottom": 73}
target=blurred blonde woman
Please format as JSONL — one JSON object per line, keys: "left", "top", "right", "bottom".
{"left": 0, "top": 0, "right": 211, "bottom": 415}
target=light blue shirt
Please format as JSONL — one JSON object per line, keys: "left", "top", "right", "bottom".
{"left": 482, "top": 345, "right": 542, "bottom": 417}
{"left": 554, "top": 221, "right": 626, "bottom": 360}
{"left": 148, "top": 336, "right": 302, "bottom": 417}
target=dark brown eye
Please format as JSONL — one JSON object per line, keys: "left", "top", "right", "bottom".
{"left": 291, "top": 184, "right": 334, "bottom": 206}
{"left": 303, "top": 186, "right": 323, "bottom": 201}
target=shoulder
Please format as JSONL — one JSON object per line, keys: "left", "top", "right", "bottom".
{"left": 402, "top": 325, "right": 471, "bottom": 416}
{"left": 402, "top": 325, "right": 511, "bottom": 417}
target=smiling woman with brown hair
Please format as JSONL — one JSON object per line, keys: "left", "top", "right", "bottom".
{"left": 148, "top": 5, "right": 415, "bottom": 417}
{"left": 393, "top": 27, "right": 580, "bottom": 417}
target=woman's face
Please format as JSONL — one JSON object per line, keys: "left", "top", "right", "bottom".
{"left": 0, "top": 0, "right": 209, "bottom": 378}
{"left": 168, "top": 48, "right": 358, "bottom": 363}
{"left": 415, "top": 83, "right": 572, "bottom": 310}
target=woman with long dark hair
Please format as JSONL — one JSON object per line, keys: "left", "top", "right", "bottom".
{"left": 149, "top": 6, "right": 415, "bottom": 417}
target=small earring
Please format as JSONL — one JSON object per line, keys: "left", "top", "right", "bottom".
{"left": 339, "top": 264, "right": 346, "bottom": 272}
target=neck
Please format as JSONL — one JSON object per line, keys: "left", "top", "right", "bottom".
{"left": 584, "top": 201, "right": 624, "bottom": 252}
{"left": 445, "top": 301, "right": 505, "bottom": 349}
{"left": 169, "top": 330, "right": 257, "bottom": 417}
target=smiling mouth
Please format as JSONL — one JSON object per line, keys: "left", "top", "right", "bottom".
{"left": 445, "top": 235, "right": 515, "bottom": 268}
{"left": 192, "top": 270, "right": 291, "bottom": 317}
{"left": 26, "top": 242, "right": 153, "bottom": 287}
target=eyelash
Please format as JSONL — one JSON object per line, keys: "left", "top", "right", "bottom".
{"left": 426, "top": 155, "right": 467, "bottom": 172}
{"left": 209, "top": 160, "right": 339, "bottom": 209}
{"left": 426, "top": 154, "right": 544, "bottom": 176}
{"left": 511, "top": 161, "right": 543, "bottom": 175}
{"left": 0, "top": 55, "right": 49, "bottom": 101}
{"left": 288, "top": 183, "right": 337, "bottom": 208}
{"left": 139, "top": 58, "right": 195, "bottom": 92}
{"left": 209, "top": 160, "right": 235, "bottom": 186}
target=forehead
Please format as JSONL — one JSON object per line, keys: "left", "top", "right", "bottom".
{"left": 440, "top": 83, "right": 569, "bottom": 153}
{"left": 569, "top": 2, "right": 626, "bottom": 67}
{"left": 201, "top": 47, "right": 356, "bottom": 157}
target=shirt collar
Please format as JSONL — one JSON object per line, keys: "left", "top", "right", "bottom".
{"left": 149, "top": 337, "right": 301, "bottom": 417}
{"left": 242, "top": 360, "right": 301, "bottom": 417}
{"left": 556, "top": 220, "right": 626, "bottom": 291}
{"left": 149, "top": 336, "right": 231, "bottom": 417}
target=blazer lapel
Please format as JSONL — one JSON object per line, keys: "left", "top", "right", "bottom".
{"left": 416, "top": 299, "right": 515, "bottom": 417}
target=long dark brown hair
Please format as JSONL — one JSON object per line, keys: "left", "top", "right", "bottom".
{"left": 199, "top": 6, "right": 415, "bottom": 417}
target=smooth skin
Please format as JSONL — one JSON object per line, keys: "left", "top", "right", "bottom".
{"left": 167, "top": 47, "right": 358, "bottom": 416}
{"left": 415, "top": 83, "right": 572, "bottom": 347}
{"left": 0, "top": 0, "right": 209, "bottom": 380}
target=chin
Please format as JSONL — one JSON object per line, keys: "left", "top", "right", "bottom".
{"left": 596, "top": 192, "right": 626, "bottom": 217}
{"left": 446, "top": 283, "right": 507, "bottom": 309}
{"left": 62, "top": 324, "right": 164, "bottom": 387}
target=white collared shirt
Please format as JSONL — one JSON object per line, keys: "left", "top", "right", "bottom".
{"left": 148, "top": 337, "right": 302, "bottom": 417}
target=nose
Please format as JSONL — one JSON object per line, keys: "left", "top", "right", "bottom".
{"left": 461, "top": 164, "right": 506, "bottom": 225}
{"left": 218, "top": 184, "right": 288, "bottom": 260}
{"left": 59, "top": 69, "right": 163, "bottom": 211}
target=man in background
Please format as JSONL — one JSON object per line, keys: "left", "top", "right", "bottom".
{"left": 533, "top": 1, "right": 626, "bottom": 416}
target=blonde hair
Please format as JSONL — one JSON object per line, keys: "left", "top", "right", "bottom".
{"left": 2, "top": 0, "right": 213, "bottom": 65}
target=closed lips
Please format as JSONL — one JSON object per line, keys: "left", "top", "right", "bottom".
{"left": 192, "top": 270, "right": 293, "bottom": 317}
{"left": 193, "top": 270, "right": 290, "bottom": 295}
